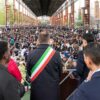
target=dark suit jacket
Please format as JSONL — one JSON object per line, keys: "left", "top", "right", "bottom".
{"left": 68, "top": 71, "right": 100, "bottom": 100}
{"left": 73, "top": 51, "right": 89, "bottom": 84}
{"left": 0, "top": 64, "right": 20, "bottom": 100}
{"left": 27, "top": 44, "right": 62, "bottom": 100}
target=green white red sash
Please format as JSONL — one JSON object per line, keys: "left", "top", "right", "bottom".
{"left": 31, "top": 46, "right": 56, "bottom": 82}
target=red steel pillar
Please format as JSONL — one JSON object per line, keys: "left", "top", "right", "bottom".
{"left": 66, "top": 0, "right": 68, "bottom": 26}
{"left": 71, "top": 0, "right": 74, "bottom": 28}
{"left": 84, "top": 0, "right": 90, "bottom": 27}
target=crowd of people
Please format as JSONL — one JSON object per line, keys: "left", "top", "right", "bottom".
{"left": 0, "top": 25, "right": 100, "bottom": 100}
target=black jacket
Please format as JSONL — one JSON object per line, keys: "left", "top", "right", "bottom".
{"left": 73, "top": 51, "right": 89, "bottom": 84}
{"left": 0, "top": 64, "right": 20, "bottom": 100}
{"left": 68, "top": 71, "right": 100, "bottom": 100}
{"left": 27, "top": 44, "right": 62, "bottom": 100}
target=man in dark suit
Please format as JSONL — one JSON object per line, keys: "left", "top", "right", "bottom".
{"left": 67, "top": 43, "right": 100, "bottom": 100}
{"left": 27, "top": 30, "right": 62, "bottom": 100}
{"left": 73, "top": 34, "right": 94, "bottom": 84}
{"left": 0, "top": 41, "right": 20, "bottom": 100}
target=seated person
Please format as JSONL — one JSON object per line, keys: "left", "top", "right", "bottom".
{"left": 67, "top": 43, "right": 100, "bottom": 100}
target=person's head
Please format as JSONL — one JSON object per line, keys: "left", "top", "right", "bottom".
{"left": 49, "top": 38, "right": 54, "bottom": 46}
{"left": 82, "top": 34, "right": 94, "bottom": 47}
{"left": 0, "top": 41, "right": 10, "bottom": 65}
{"left": 38, "top": 30, "right": 50, "bottom": 44}
{"left": 84, "top": 43, "right": 100, "bottom": 71}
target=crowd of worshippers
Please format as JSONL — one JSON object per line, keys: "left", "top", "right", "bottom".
{"left": 0, "top": 26, "right": 100, "bottom": 100}
{"left": 0, "top": 26, "right": 100, "bottom": 78}
{"left": 0, "top": 26, "right": 99, "bottom": 56}
{"left": 1, "top": 27, "right": 99, "bottom": 63}
{"left": 0, "top": 26, "right": 100, "bottom": 72}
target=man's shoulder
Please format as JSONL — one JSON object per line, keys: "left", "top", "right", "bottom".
{"left": 29, "top": 46, "right": 60, "bottom": 56}
{"left": 0, "top": 67, "right": 16, "bottom": 90}
{"left": 79, "top": 81, "right": 91, "bottom": 90}
{"left": 78, "top": 79, "right": 99, "bottom": 93}
{"left": 0, "top": 66, "right": 16, "bottom": 83}
{"left": 70, "top": 77, "right": 100, "bottom": 100}
{"left": 54, "top": 51, "right": 61, "bottom": 58}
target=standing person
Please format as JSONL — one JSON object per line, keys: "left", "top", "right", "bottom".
{"left": 27, "top": 30, "right": 62, "bottom": 100}
{"left": 8, "top": 58, "right": 22, "bottom": 82}
{"left": 72, "top": 34, "right": 95, "bottom": 84}
{"left": 67, "top": 43, "right": 100, "bottom": 100}
{"left": 0, "top": 41, "right": 20, "bottom": 100}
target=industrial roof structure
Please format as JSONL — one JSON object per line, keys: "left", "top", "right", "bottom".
{"left": 23, "top": 0, "right": 65, "bottom": 16}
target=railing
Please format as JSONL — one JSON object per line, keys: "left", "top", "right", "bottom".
{"left": 59, "top": 69, "right": 76, "bottom": 85}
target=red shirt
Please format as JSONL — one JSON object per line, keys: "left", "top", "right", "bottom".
{"left": 8, "top": 59, "right": 22, "bottom": 82}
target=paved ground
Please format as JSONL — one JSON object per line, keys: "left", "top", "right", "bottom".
{"left": 21, "top": 91, "right": 30, "bottom": 100}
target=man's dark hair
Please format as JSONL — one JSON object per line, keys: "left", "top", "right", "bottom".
{"left": 0, "top": 41, "right": 8, "bottom": 60}
{"left": 83, "top": 34, "right": 94, "bottom": 43}
{"left": 84, "top": 43, "right": 100, "bottom": 66}
{"left": 38, "top": 31, "right": 50, "bottom": 43}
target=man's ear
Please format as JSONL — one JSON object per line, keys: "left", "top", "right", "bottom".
{"left": 2, "top": 52, "right": 7, "bottom": 60}
{"left": 83, "top": 39, "right": 88, "bottom": 47}
{"left": 3, "top": 50, "right": 9, "bottom": 59}
{"left": 88, "top": 58, "right": 93, "bottom": 66}
{"left": 84, "top": 54, "right": 92, "bottom": 69}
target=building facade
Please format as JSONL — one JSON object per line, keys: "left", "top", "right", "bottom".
{"left": 95, "top": 0, "right": 99, "bottom": 19}
{"left": 50, "top": 0, "right": 91, "bottom": 28}
{"left": 0, "top": 0, "right": 37, "bottom": 26}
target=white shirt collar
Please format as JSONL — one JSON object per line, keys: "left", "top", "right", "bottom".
{"left": 93, "top": 69, "right": 100, "bottom": 75}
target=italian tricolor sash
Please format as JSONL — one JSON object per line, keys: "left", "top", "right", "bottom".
{"left": 31, "top": 46, "right": 56, "bottom": 82}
